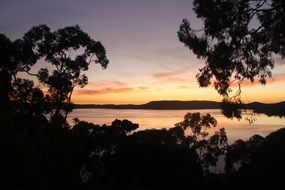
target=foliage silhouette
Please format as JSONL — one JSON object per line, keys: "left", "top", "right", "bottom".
{"left": 0, "top": 25, "right": 109, "bottom": 126}
{"left": 178, "top": 0, "right": 284, "bottom": 96}
{"left": 1, "top": 23, "right": 285, "bottom": 190}
{"left": 175, "top": 112, "right": 228, "bottom": 173}
{"left": 225, "top": 128, "right": 285, "bottom": 189}
{"left": 28, "top": 25, "right": 109, "bottom": 125}
{"left": 0, "top": 25, "right": 109, "bottom": 189}
{"left": 70, "top": 113, "right": 229, "bottom": 188}
{"left": 0, "top": 34, "right": 38, "bottom": 113}
{"left": 178, "top": 0, "right": 285, "bottom": 118}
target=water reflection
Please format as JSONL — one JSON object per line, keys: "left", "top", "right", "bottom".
{"left": 68, "top": 109, "right": 285, "bottom": 143}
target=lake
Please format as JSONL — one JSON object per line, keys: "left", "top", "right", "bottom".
{"left": 68, "top": 108, "right": 285, "bottom": 143}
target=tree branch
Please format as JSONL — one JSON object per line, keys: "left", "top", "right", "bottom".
{"left": 23, "top": 69, "right": 39, "bottom": 77}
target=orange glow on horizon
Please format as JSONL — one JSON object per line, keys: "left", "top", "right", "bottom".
{"left": 71, "top": 81, "right": 285, "bottom": 104}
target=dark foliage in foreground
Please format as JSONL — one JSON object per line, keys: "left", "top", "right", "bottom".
{"left": 1, "top": 23, "right": 285, "bottom": 189}
{"left": 1, "top": 106, "right": 285, "bottom": 189}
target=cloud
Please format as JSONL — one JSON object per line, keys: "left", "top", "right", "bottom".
{"left": 152, "top": 71, "right": 179, "bottom": 83}
{"left": 264, "top": 75, "right": 285, "bottom": 84}
{"left": 138, "top": 86, "right": 149, "bottom": 90}
{"left": 160, "top": 76, "right": 190, "bottom": 83}
{"left": 87, "top": 81, "right": 127, "bottom": 88}
{"left": 153, "top": 68, "right": 188, "bottom": 79}
{"left": 230, "top": 74, "right": 285, "bottom": 87}
{"left": 177, "top": 85, "right": 192, "bottom": 89}
{"left": 153, "top": 71, "right": 177, "bottom": 78}
{"left": 152, "top": 65, "right": 194, "bottom": 79}
{"left": 76, "top": 87, "right": 134, "bottom": 95}
{"left": 152, "top": 70, "right": 191, "bottom": 83}
{"left": 127, "top": 54, "right": 151, "bottom": 62}
{"left": 75, "top": 85, "right": 151, "bottom": 95}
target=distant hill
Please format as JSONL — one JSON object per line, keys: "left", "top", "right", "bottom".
{"left": 244, "top": 101, "right": 285, "bottom": 117}
{"left": 74, "top": 100, "right": 221, "bottom": 110}
{"left": 74, "top": 100, "right": 285, "bottom": 117}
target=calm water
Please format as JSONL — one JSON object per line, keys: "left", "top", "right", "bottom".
{"left": 68, "top": 109, "right": 285, "bottom": 143}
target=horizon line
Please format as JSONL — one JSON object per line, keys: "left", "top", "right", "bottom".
{"left": 74, "top": 99, "right": 285, "bottom": 105}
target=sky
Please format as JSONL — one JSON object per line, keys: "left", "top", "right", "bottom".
{"left": 0, "top": 0, "right": 285, "bottom": 104}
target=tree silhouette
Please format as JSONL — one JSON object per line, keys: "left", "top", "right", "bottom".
{"left": 225, "top": 129, "right": 285, "bottom": 189}
{"left": 178, "top": 0, "right": 284, "bottom": 100}
{"left": 0, "top": 26, "right": 109, "bottom": 189}
{"left": 175, "top": 112, "right": 228, "bottom": 173}
{"left": 0, "top": 34, "right": 13, "bottom": 110}
{"left": 24, "top": 25, "right": 109, "bottom": 125}
{"left": 0, "top": 25, "right": 109, "bottom": 126}
{"left": 0, "top": 33, "right": 39, "bottom": 113}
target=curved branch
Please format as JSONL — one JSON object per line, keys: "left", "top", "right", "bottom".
{"left": 23, "top": 69, "right": 39, "bottom": 77}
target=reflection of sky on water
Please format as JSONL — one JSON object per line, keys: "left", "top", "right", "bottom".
{"left": 68, "top": 109, "right": 285, "bottom": 143}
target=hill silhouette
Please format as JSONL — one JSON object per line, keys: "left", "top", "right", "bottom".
{"left": 245, "top": 101, "right": 285, "bottom": 117}
{"left": 75, "top": 100, "right": 285, "bottom": 117}
{"left": 74, "top": 100, "right": 220, "bottom": 109}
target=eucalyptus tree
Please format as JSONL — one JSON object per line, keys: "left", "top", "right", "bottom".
{"left": 0, "top": 25, "right": 109, "bottom": 125}
{"left": 178, "top": 0, "right": 284, "bottom": 106}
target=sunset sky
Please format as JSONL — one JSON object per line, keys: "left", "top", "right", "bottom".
{"left": 1, "top": 0, "right": 285, "bottom": 104}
